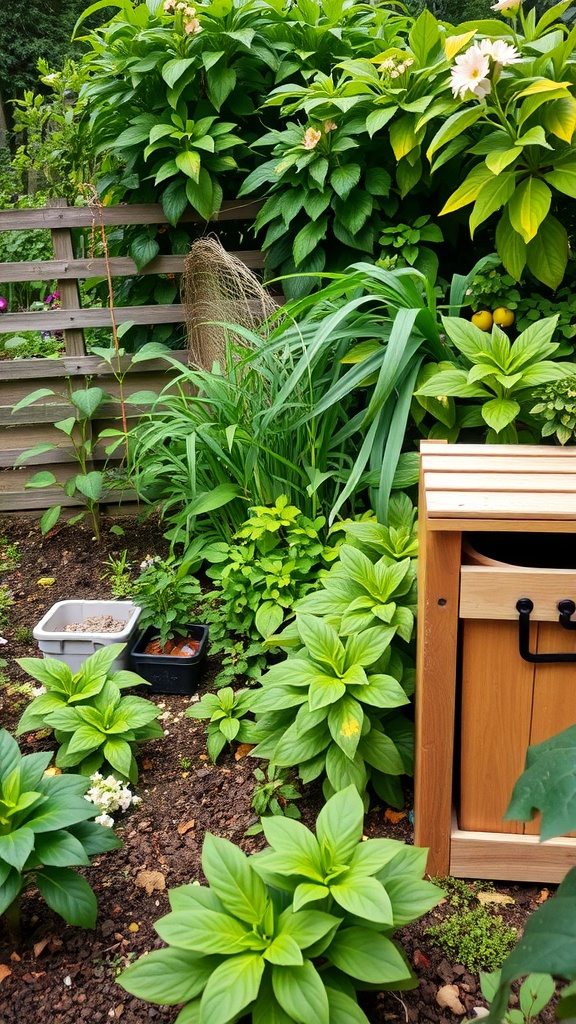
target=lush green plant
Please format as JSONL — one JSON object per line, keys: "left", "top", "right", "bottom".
{"left": 335, "top": 493, "right": 418, "bottom": 564}
{"left": 2, "top": 330, "right": 64, "bottom": 359}
{"left": 530, "top": 375, "right": 576, "bottom": 444}
{"left": 205, "top": 496, "right": 335, "bottom": 641}
{"left": 426, "top": 905, "right": 517, "bottom": 972}
{"left": 132, "top": 553, "right": 202, "bottom": 649}
{"left": 101, "top": 549, "right": 133, "bottom": 598}
{"left": 118, "top": 786, "right": 442, "bottom": 1023}
{"left": 378, "top": 215, "right": 444, "bottom": 279}
{"left": 515, "top": 284, "right": 576, "bottom": 348}
{"left": 186, "top": 686, "right": 255, "bottom": 762}
{"left": 458, "top": 257, "right": 522, "bottom": 315}
{"left": 481, "top": 970, "right": 556, "bottom": 1024}
{"left": 15, "top": 643, "right": 163, "bottom": 783}
{"left": 415, "top": 314, "right": 572, "bottom": 442}
{"left": 250, "top": 612, "right": 413, "bottom": 807}
{"left": 431, "top": 0, "right": 576, "bottom": 290}
{"left": 0, "top": 728, "right": 122, "bottom": 937}
{"left": 246, "top": 765, "right": 302, "bottom": 836}
{"left": 12, "top": 342, "right": 164, "bottom": 540}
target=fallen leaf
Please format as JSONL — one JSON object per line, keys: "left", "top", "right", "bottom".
{"left": 34, "top": 938, "right": 50, "bottom": 957}
{"left": 436, "top": 984, "right": 466, "bottom": 1015}
{"left": 0, "top": 965, "right": 11, "bottom": 984}
{"left": 135, "top": 870, "right": 166, "bottom": 895}
{"left": 43, "top": 767, "right": 61, "bottom": 777}
{"left": 473, "top": 1008, "right": 490, "bottom": 1018}
{"left": 142, "top": 758, "right": 153, "bottom": 771}
{"left": 235, "top": 743, "right": 254, "bottom": 760}
{"left": 36, "top": 577, "right": 55, "bottom": 587}
{"left": 177, "top": 819, "right": 196, "bottom": 836}
{"left": 9, "top": 952, "right": 20, "bottom": 962}
{"left": 199, "top": 754, "right": 208, "bottom": 761}
{"left": 128, "top": 923, "right": 139, "bottom": 933}
{"left": 536, "top": 888, "right": 550, "bottom": 904}
{"left": 477, "top": 892, "right": 515, "bottom": 907}
{"left": 384, "top": 809, "right": 407, "bottom": 823}
{"left": 413, "top": 949, "right": 431, "bottom": 969}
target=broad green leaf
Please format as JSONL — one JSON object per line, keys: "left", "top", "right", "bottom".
{"left": 0, "top": 827, "right": 34, "bottom": 871}
{"left": 297, "top": 614, "right": 345, "bottom": 672}
{"left": 35, "top": 866, "right": 97, "bottom": 927}
{"left": 326, "top": 986, "right": 371, "bottom": 1024}
{"left": 328, "top": 927, "right": 413, "bottom": 984}
{"left": 0, "top": 867, "right": 23, "bottom": 917}
{"left": 272, "top": 961, "right": 329, "bottom": 1024}
{"left": 129, "top": 233, "right": 160, "bottom": 272}
{"left": 330, "top": 874, "right": 393, "bottom": 925}
{"left": 292, "top": 217, "right": 328, "bottom": 268}
{"left": 358, "top": 729, "right": 404, "bottom": 775}
{"left": 508, "top": 177, "right": 552, "bottom": 244}
{"left": 263, "top": 934, "right": 304, "bottom": 966}
{"left": 385, "top": 876, "right": 443, "bottom": 927}
{"left": 255, "top": 601, "right": 285, "bottom": 639}
{"left": 202, "top": 834, "right": 268, "bottom": 924}
{"left": 293, "top": 882, "right": 332, "bottom": 910}
{"left": 331, "top": 164, "right": 361, "bottom": 200}
{"left": 200, "top": 953, "right": 264, "bottom": 1024}
{"left": 439, "top": 164, "right": 493, "bottom": 215}
{"left": 75, "top": 472, "right": 104, "bottom": 502}
{"left": 315, "top": 785, "right": 363, "bottom": 864}
{"left": 327, "top": 697, "right": 364, "bottom": 759}
{"left": 545, "top": 96, "right": 576, "bottom": 143}
{"left": 261, "top": 816, "right": 323, "bottom": 879}
{"left": 33, "top": 829, "right": 91, "bottom": 868}
{"left": 103, "top": 737, "right": 134, "bottom": 779}
{"left": 427, "top": 107, "right": 483, "bottom": 164}
{"left": 495, "top": 208, "right": 526, "bottom": 281}
{"left": 505, "top": 724, "right": 576, "bottom": 839}
{"left": 119, "top": 948, "right": 217, "bottom": 1004}
{"left": 176, "top": 150, "right": 202, "bottom": 183}
{"left": 409, "top": 8, "right": 440, "bottom": 65}
{"left": 544, "top": 165, "right": 576, "bottom": 198}
{"left": 481, "top": 398, "right": 521, "bottom": 433}
{"left": 526, "top": 214, "right": 568, "bottom": 291}
{"left": 470, "top": 173, "right": 516, "bottom": 237}
{"left": 156, "top": 907, "right": 249, "bottom": 954}
{"left": 389, "top": 115, "right": 419, "bottom": 162}
{"left": 279, "top": 908, "right": 341, "bottom": 949}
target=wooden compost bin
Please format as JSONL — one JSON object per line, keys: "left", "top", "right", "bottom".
{"left": 414, "top": 440, "right": 576, "bottom": 883}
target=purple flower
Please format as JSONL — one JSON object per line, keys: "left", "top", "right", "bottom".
{"left": 0, "top": 296, "right": 7, "bottom": 313}
{"left": 45, "top": 291, "right": 60, "bottom": 305}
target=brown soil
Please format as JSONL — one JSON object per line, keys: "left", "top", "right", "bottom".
{"left": 0, "top": 514, "right": 558, "bottom": 1024}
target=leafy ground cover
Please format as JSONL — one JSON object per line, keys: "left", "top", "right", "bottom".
{"left": 0, "top": 515, "right": 557, "bottom": 1023}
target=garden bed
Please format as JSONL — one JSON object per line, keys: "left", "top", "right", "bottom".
{"left": 0, "top": 515, "right": 557, "bottom": 1024}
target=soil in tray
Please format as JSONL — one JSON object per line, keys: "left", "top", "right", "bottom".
{"left": 143, "top": 637, "right": 201, "bottom": 657}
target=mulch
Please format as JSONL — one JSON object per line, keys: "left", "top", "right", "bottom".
{"left": 0, "top": 514, "right": 558, "bottom": 1023}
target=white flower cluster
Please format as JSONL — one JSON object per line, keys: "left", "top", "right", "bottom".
{"left": 451, "top": 38, "right": 521, "bottom": 101}
{"left": 85, "top": 772, "right": 141, "bottom": 829}
{"left": 379, "top": 56, "right": 415, "bottom": 79}
{"left": 139, "top": 554, "right": 160, "bottom": 572}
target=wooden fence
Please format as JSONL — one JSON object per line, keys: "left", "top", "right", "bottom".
{"left": 0, "top": 198, "right": 264, "bottom": 515}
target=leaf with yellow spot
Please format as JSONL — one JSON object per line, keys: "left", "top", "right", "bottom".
{"left": 328, "top": 695, "right": 364, "bottom": 760}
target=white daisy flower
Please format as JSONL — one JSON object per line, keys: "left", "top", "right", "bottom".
{"left": 451, "top": 45, "right": 491, "bottom": 100}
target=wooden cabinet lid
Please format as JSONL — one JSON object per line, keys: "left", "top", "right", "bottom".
{"left": 420, "top": 441, "right": 576, "bottom": 529}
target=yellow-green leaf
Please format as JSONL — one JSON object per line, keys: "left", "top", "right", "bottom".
{"left": 470, "top": 171, "right": 516, "bottom": 236}
{"left": 439, "top": 164, "right": 494, "bottom": 216}
{"left": 515, "top": 79, "right": 571, "bottom": 98}
{"left": 544, "top": 95, "right": 576, "bottom": 143}
{"left": 444, "top": 30, "right": 476, "bottom": 60}
{"left": 175, "top": 150, "right": 201, "bottom": 183}
{"left": 495, "top": 208, "right": 526, "bottom": 281}
{"left": 486, "top": 147, "right": 521, "bottom": 175}
{"left": 544, "top": 165, "right": 576, "bottom": 198}
{"left": 389, "top": 115, "right": 419, "bottom": 161}
{"left": 507, "top": 177, "right": 552, "bottom": 243}
{"left": 426, "top": 106, "right": 483, "bottom": 163}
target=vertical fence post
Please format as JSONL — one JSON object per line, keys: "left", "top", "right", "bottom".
{"left": 47, "top": 197, "right": 86, "bottom": 357}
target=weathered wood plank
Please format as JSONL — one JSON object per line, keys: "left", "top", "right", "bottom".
{"left": 0, "top": 350, "right": 188, "bottom": 381}
{"left": 0, "top": 250, "right": 265, "bottom": 282}
{"left": 0, "top": 199, "right": 264, "bottom": 231}
{"left": 0, "top": 304, "right": 187, "bottom": 333}
{"left": 48, "top": 198, "right": 85, "bottom": 357}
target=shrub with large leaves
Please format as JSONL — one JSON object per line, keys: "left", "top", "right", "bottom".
{"left": 250, "top": 612, "right": 413, "bottom": 807}
{"left": 0, "top": 729, "right": 121, "bottom": 935}
{"left": 16, "top": 644, "right": 163, "bottom": 783}
{"left": 118, "top": 786, "right": 442, "bottom": 1024}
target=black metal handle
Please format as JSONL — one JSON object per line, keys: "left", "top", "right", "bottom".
{"left": 516, "top": 598, "right": 576, "bottom": 663}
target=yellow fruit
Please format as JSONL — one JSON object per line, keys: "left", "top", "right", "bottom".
{"left": 493, "top": 306, "right": 515, "bottom": 328}
{"left": 471, "top": 309, "right": 493, "bottom": 332}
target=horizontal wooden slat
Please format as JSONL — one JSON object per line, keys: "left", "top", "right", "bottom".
{"left": 430, "top": 517, "right": 576, "bottom": 533}
{"left": 427, "top": 472, "right": 576, "bottom": 493}
{"left": 450, "top": 822, "right": 576, "bottom": 884}
{"left": 460, "top": 566, "right": 576, "bottom": 621}
{"left": 0, "top": 304, "right": 186, "bottom": 333}
{"left": 422, "top": 454, "right": 576, "bottom": 474}
{"left": 0, "top": 250, "right": 265, "bottom": 282}
{"left": 426, "top": 490, "right": 576, "bottom": 519}
{"left": 0, "top": 199, "right": 264, "bottom": 231}
{"left": 420, "top": 441, "right": 568, "bottom": 456}
{"left": 0, "top": 351, "right": 188, "bottom": 381}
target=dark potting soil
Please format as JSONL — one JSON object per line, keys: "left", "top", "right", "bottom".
{"left": 0, "top": 514, "right": 560, "bottom": 1024}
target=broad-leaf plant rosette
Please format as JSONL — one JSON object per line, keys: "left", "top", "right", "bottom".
{"left": 118, "top": 786, "right": 442, "bottom": 1024}
{"left": 0, "top": 730, "right": 122, "bottom": 936}
{"left": 430, "top": 0, "right": 576, "bottom": 290}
